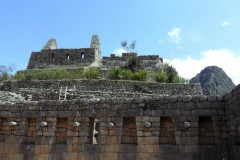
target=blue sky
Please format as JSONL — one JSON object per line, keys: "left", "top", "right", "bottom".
{"left": 1, "top": 0, "right": 240, "bottom": 84}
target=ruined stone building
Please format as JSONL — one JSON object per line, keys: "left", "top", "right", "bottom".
{"left": 0, "top": 35, "right": 240, "bottom": 160}
{"left": 27, "top": 35, "right": 163, "bottom": 71}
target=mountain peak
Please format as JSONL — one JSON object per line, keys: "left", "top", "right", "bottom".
{"left": 189, "top": 66, "right": 235, "bottom": 95}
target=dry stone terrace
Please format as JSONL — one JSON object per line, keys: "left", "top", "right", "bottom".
{"left": 0, "top": 85, "right": 239, "bottom": 160}
{"left": 0, "top": 79, "right": 203, "bottom": 101}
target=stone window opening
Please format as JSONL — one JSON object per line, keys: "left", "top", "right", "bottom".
{"left": 26, "top": 118, "right": 36, "bottom": 144}
{"left": 121, "top": 117, "right": 138, "bottom": 144}
{"left": 81, "top": 52, "right": 85, "bottom": 59}
{"left": 56, "top": 118, "right": 68, "bottom": 144}
{"left": 0, "top": 118, "right": 7, "bottom": 142}
{"left": 159, "top": 117, "right": 176, "bottom": 145}
{"left": 66, "top": 53, "right": 70, "bottom": 60}
{"left": 51, "top": 53, "right": 54, "bottom": 60}
{"left": 199, "top": 116, "right": 215, "bottom": 145}
{"left": 88, "top": 118, "right": 99, "bottom": 144}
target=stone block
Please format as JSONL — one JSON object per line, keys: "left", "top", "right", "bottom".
{"left": 184, "top": 145, "right": 198, "bottom": 152}
{"left": 7, "top": 154, "right": 23, "bottom": 160}
{"left": 6, "top": 144, "right": 19, "bottom": 153}
{"left": 51, "top": 144, "right": 67, "bottom": 153}
{"left": 67, "top": 137, "right": 79, "bottom": 144}
{"left": 5, "top": 135, "right": 21, "bottom": 144}
{"left": 119, "top": 153, "right": 136, "bottom": 160}
{"left": 136, "top": 153, "right": 154, "bottom": 160}
{"left": 33, "top": 154, "right": 47, "bottom": 160}
{"left": 155, "top": 145, "right": 179, "bottom": 153}
{"left": 119, "top": 144, "right": 138, "bottom": 152}
{"left": 79, "top": 152, "right": 94, "bottom": 160}
{"left": 100, "top": 153, "right": 118, "bottom": 160}
{"left": 47, "top": 153, "right": 58, "bottom": 160}
{"left": 36, "top": 136, "right": 55, "bottom": 145}
{"left": 138, "top": 137, "right": 158, "bottom": 145}
{"left": 150, "top": 117, "right": 160, "bottom": 122}
{"left": 137, "top": 145, "right": 154, "bottom": 153}
{"left": 0, "top": 143, "right": 6, "bottom": 153}
{"left": 62, "top": 152, "right": 79, "bottom": 160}
{"left": 39, "top": 145, "right": 50, "bottom": 154}
{"left": 176, "top": 137, "right": 190, "bottom": 145}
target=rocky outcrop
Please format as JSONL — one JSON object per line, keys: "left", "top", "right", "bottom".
{"left": 189, "top": 66, "right": 235, "bottom": 95}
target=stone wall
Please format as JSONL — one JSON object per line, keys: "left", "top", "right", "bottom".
{"left": 0, "top": 94, "right": 233, "bottom": 160}
{"left": 27, "top": 48, "right": 96, "bottom": 69}
{"left": 102, "top": 53, "right": 163, "bottom": 69}
{"left": 225, "top": 85, "right": 240, "bottom": 159}
{"left": 1, "top": 80, "right": 203, "bottom": 98}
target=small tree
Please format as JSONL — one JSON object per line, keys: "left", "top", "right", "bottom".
{"left": 163, "top": 63, "right": 178, "bottom": 83}
{"left": 125, "top": 54, "right": 142, "bottom": 72}
{"left": 121, "top": 40, "right": 128, "bottom": 51}
{"left": 129, "top": 41, "right": 136, "bottom": 52}
{"left": 0, "top": 64, "right": 14, "bottom": 81}
{"left": 120, "top": 40, "right": 137, "bottom": 53}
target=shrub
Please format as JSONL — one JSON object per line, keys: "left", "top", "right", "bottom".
{"left": 132, "top": 69, "right": 148, "bottom": 81}
{"left": 119, "top": 69, "right": 133, "bottom": 80}
{"left": 68, "top": 68, "right": 84, "bottom": 79}
{"left": 84, "top": 67, "right": 100, "bottom": 79}
{"left": 155, "top": 72, "right": 168, "bottom": 82}
{"left": 173, "top": 75, "right": 187, "bottom": 83}
{"left": 108, "top": 67, "right": 121, "bottom": 80}
{"left": 12, "top": 72, "right": 25, "bottom": 80}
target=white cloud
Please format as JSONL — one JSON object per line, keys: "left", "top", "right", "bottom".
{"left": 221, "top": 21, "right": 231, "bottom": 27}
{"left": 166, "top": 49, "right": 240, "bottom": 85}
{"left": 167, "top": 27, "right": 182, "bottom": 44}
{"left": 113, "top": 49, "right": 126, "bottom": 56}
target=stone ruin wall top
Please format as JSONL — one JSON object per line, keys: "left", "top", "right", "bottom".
{"left": 27, "top": 48, "right": 96, "bottom": 69}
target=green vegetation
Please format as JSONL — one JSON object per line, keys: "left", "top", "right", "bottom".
{"left": 155, "top": 63, "right": 188, "bottom": 83}
{"left": 155, "top": 72, "right": 168, "bottom": 82}
{"left": 108, "top": 67, "right": 148, "bottom": 81}
{"left": 83, "top": 67, "right": 100, "bottom": 79}
{"left": 11, "top": 62, "right": 187, "bottom": 83}
{"left": 125, "top": 54, "right": 142, "bottom": 72}
{"left": 13, "top": 67, "right": 100, "bottom": 80}
{"left": 108, "top": 67, "right": 121, "bottom": 79}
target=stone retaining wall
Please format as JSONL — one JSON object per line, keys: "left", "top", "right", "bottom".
{"left": 1, "top": 80, "right": 203, "bottom": 96}
{"left": 0, "top": 93, "right": 235, "bottom": 160}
